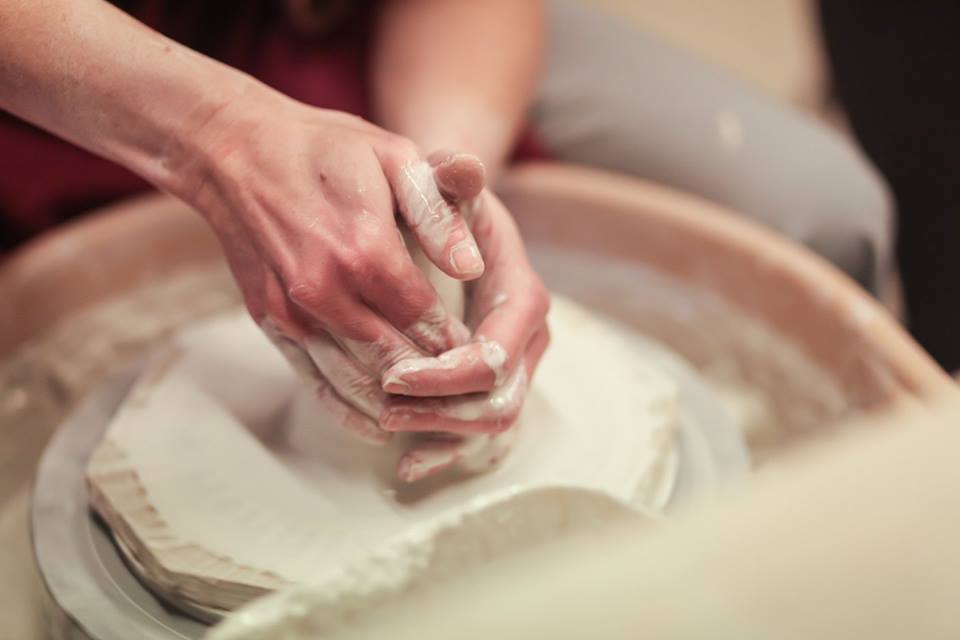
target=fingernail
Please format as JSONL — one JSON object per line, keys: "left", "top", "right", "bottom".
{"left": 382, "top": 360, "right": 425, "bottom": 391}
{"left": 383, "top": 378, "right": 411, "bottom": 394}
{"left": 450, "top": 240, "right": 484, "bottom": 276}
{"left": 348, "top": 421, "right": 392, "bottom": 445}
{"left": 381, "top": 410, "right": 413, "bottom": 431}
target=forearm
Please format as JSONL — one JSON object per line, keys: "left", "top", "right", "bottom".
{"left": 371, "top": 0, "right": 545, "bottom": 176}
{"left": 0, "top": 0, "right": 262, "bottom": 196}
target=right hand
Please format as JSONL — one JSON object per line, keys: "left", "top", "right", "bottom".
{"left": 175, "top": 89, "right": 486, "bottom": 443}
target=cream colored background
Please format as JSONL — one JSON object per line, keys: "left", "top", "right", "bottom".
{"left": 592, "top": 0, "right": 825, "bottom": 109}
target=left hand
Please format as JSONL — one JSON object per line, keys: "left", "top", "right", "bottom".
{"left": 378, "top": 154, "right": 552, "bottom": 480}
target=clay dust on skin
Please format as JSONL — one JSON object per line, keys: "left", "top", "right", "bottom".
{"left": 387, "top": 350, "right": 524, "bottom": 481}
{"left": 382, "top": 351, "right": 465, "bottom": 389}
{"left": 397, "top": 442, "right": 463, "bottom": 481}
{"left": 260, "top": 321, "right": 320, "bottom": 384}
{"left": 260, "top": 321, "right": 389, "bottom": 443}
{"left": 459, "top": 428, "right": 518, "bottom": 474}
{"left": 397, "top": 432, "right": 487, "bottom": 482}
{"left": 401, "top": 429, "right": 518, "bottom": 483}
{"left": 304, "top": 335, "right": 386, "bottom": 419}
{"left": 476, "top": 335, "right": 508, "bottom": 386}
{"left": 381, "top": 336, "right": 509, "bottom": 390}
{"left": 399, "top": 363, "right": 527, "bottom": 424}
{"left": 397, "top": 161, "right": 454, "bottom": 256}
{"left": 338, "top": 336, "right": 421, "bottom": 377}
{"left": 397, "top": 160, "right": 482, "bottom": 276}
{"left": 406, "top": 299, "right": 471, "bottom": 354}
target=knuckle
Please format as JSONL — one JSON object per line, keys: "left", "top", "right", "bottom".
{"left": 517, "top": 282, "right": 550, "bottom": 321}
{"left": 390, "top": 136, "right": 420, "bottom": 160}
{"left": 519, "top": 277, "right": 551, "bottom": 317}
{"left": 353, "top": 229, "right": 394, "bottom": 269}
{"left": 339, "top": 244, "right": 383, "bottom": 287}
{"left": 338, "top": 236, "right": 390, "bottom": 277}
{"left": 334, "top": 244, "right": 365, "bottom": 272}
{"left": 541, "top": 325, "right": 552, "bottom": 348}
{"left": 534, "top": 284, "right": 551, "bottom": 317}
{"left": 286, "top": 276, "right": 334, "bottom": 314}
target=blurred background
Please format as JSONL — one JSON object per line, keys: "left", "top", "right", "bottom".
{"left": 598, "top": 0, "right": 959, "bottom": 374}
{"left": 591, "top": 0, "right": 827, "bottom": 111}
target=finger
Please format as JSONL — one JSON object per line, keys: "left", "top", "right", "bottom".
{"left": 381, "top": 286, "right": 547, "bottom": 396}
{"left": 397, "top": 429, "right": 519, "bottom": 482}
{"left": 380, "top": 193, "right": 549, "bottom": 396}
{"left": 315, "top": 378, "right": 391, "bottom": 445}
{"left": 428, "top": 150, "right": 486, "bottom": 202}
{"left": 268, "top": 312, "right": 391, "bottom": 433}
{"left": 381, "top": 328, "right": 549, "bottom": 434}
{"left": 260, "top": 319, "right": 324, "bottom": 385}
{"left": 380, "top": 361, "right": 528, "bottom": 434}
{"left": 381, "top": 337, "right": 506, "bottom": 396}
{"left": 287, "top": 280, "right": 426, "bottom": 374}
{"left": 396, "top": 435, "right": 469, "bottom": 482}
{"left": 260, "top": 322, "right": 388, "bottom": 445}
{"left": 359, "top": 236, "right": 471, "bottom": 355}
{"left": 378, "top": 145, "right": 485, "bottom": 280}
{"left": 289, "top": 271, "right": 466, "bottom": 408}
{"left": 282, "top": 205, "right": 469, "bottom": 357}
{"left": 458, "top": 429, "right": 517, "bottom": 474}
{"left": 267, "top": 275, "right": 388, "bottom": 415}
{"left": 304, "top": 330, "right": 387, "bottom": 419}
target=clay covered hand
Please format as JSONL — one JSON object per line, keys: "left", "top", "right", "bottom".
{"left": 183, "top": 93, "right": 487, "bottom": 443}
{"left": 379, "top": 173, "right": 552, "bottom": 481}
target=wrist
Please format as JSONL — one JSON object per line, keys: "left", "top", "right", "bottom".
{"left": 103, "top": 51, "right": 271, "bottom": 202}
{"left": 142, "top": 68, "right": 278, "bottom": 206}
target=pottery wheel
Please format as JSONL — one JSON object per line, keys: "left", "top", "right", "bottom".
{"left": 32, "top": 309, "right": 748, "bottom": 640}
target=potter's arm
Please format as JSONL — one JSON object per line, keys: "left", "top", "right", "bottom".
{"left": 371, "top": 0, "right": 546, "bottom": 176}
{"left": 0, "top": 0, "right": 255, "bottom": 198}
{"left": 0, "top": 0, "right": 498, "bottom": 454}
{"left": 0, "top": 0, "right": 551, "bottom": 475}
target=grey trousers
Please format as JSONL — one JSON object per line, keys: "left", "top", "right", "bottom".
{"left": 533, "top": 0, "right": 893, "bottom": 295}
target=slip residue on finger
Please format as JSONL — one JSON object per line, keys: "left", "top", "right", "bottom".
{"left": 381, "top": 362, "right": 528, "bottom": 434}
{"left": 394, "top": 160, "right": 484, "bottom": 278}
{"left": 382, "top": 335, "right": 507, "bottom": 396}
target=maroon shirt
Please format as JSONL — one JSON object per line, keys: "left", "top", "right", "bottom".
{"left": 0, "top": 1, "right": 545, "bottom": 249}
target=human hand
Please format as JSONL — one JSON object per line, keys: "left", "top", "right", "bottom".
{"left": 181, "top": 92, "right": 489, "bottom": 443}
{"left": 378, "top": 177, "right": 552, "bottom": 480}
